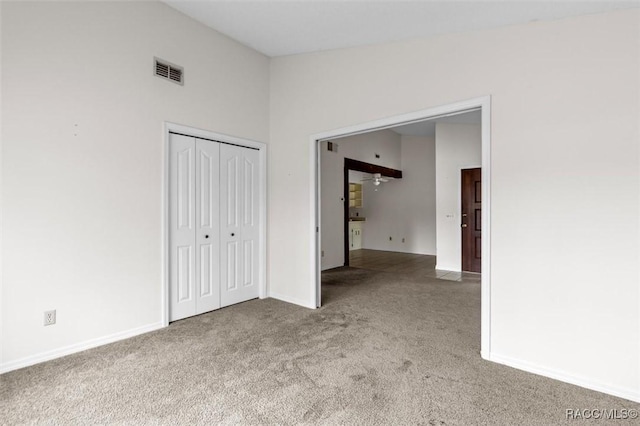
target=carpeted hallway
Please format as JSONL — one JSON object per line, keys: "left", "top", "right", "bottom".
{"left": 1, "top": 266, "right": 636, "bottom": 425}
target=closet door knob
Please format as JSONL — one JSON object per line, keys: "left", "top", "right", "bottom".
{"left": 231, "top": 233, "right": 235, "bottom": 237}
{"left": 205, "top": 235, "right": 209, "bottom": 239}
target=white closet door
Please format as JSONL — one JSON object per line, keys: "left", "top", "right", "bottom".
{"left": 195, "top": 139, "right": 221, "bottom": 314}
{"left": 170, "top": 135, "right": 222, "bottom": 321}
{"left": 169, "top": 134, "right": 197, "bottom": 321}
{"left": 220, "top": 144, "right": 260, "bottom": 307}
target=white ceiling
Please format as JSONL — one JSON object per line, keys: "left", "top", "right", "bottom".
{"left": 164, "top": 0, "right": 639, "bottom": 57}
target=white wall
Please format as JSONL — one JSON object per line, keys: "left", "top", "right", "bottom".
{"left": 1, "top": 1, "right": 269, "bottom": 369}
{"left": 362, "top": 135, "right": 437, "bottom": 254}
{"left": 435, "top": 123, "right": 481, "bottom": 271}
{"left": 320, "top": 130, "right": 400, "bottom": 270}
{"left": 270, "top": 9, "right": 639, "bottom": 401}
{"left": 338, "top": 130, "right": 401, "bottom": 169}
{"left": 0, "top": 2, "right": 4, "bottom": 364}
{"left": 320, "top": 141, "right": 345, "bottom": 270}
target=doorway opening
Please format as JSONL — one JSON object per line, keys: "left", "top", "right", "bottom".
{"left": 343, "top": 158, "right": 403, "bottom": 266}
{"left": 310, "top": 96, "right": 491, "bottom": 358}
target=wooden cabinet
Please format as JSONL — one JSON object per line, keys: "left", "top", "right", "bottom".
{"left": 349, "top": 183, "right": 363, "bottom": 208}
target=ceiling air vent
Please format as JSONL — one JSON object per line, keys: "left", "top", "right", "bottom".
{"left": 154, "top": 57, "right": 183, "bottom": 85}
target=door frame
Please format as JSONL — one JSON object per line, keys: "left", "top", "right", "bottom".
{"left": 310, "top": 96, "right": 492, "bottom": 359}
{"left": 162, "top": 122, "right": 268, "bottom": 327}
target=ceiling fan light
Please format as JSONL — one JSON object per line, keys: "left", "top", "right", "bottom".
{"left": 373, "top": 180, "right": 381, "bottom": 186}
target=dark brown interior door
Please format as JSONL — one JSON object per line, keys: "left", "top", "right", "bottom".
{"left": 461, "top": 168, "right": 481, "bottom": 273}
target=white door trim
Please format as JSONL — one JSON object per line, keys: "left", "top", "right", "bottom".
{"left": 163, "top": 122, "right": 267, "bottom": 327}
{"left": 309, "top": 96, "right": 492, "bottom": 359}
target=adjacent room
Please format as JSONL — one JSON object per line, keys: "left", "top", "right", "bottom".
{"left": 320, "top": 110, "right": 482, "bottom": 280}
{"left": 1, "top": 0, "right": 639, "bottom": 424}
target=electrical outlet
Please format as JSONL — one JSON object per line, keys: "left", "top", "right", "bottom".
{"left": 321, "top": 250, "right": 325, "bottom": 257}
{"left": 402, "top": 238, "right": 405, "bottom": 243}
{"left": 44, "top": 310, "right": 56, "bottom": 326}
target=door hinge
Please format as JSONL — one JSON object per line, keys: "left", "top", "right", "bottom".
{"left": 316, "top": 226, "right": 319, "bottom": 232}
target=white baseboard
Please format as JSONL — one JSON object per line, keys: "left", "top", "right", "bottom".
{"left": 0, "top": 322, "right": 165, "bottom": 374}
{"left": 489, "top": 352, "right": 640, "bottom": 403}
{"left": 362, "top": 246, "right": 436, "bottom": 256}
{"left": 269, "top": 291, "right": 316, "bottom": 309}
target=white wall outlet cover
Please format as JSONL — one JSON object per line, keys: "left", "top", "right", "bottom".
{"left": 44, "top": 310, "right": 56, "bottom": 326}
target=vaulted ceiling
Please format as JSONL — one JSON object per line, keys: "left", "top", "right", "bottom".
{"left": 165, "top": 1, "right": 639, "bottom": 57}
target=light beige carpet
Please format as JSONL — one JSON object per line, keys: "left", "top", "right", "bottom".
{"left": 1, "top": 267, "right": 637, "bottom": 425}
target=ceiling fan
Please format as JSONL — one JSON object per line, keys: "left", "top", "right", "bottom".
{"left": 361, "top": 173, "right": 393, "bottom": 186}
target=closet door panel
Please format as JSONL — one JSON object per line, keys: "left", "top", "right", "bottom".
{"left": 220, "top": 144, "right": 260, "bottom": 307}
{"left": 195, "top": 139, "right": 221, "bottom": 314}
{"left": 169, "top": 134, "right": 197, "bottom": 321}
{"left": 241, "top": 150, "right": 259, "bottom": 291}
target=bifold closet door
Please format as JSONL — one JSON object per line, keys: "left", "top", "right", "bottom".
{"left": 220, "top": 144, "right": 260, "bottom": 307}
{"left": 169, "top": 134, "right": 220, "bottom": 322}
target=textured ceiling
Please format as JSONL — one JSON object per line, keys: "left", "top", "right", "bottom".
{"left": 164, "top": 0, "right": 639, "bottom": 57}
